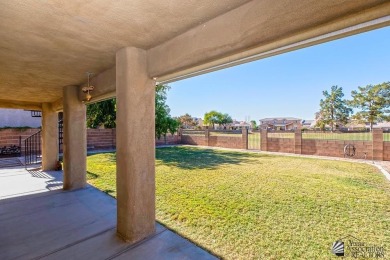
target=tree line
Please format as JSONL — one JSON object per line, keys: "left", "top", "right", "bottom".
{"left": 86, "top": 84, "right": 179, "bottom": 140}
{"left": 316, "top": 82, "right": 390, "bottom": 131}
{"left": 86, "top": 81, "right": 389, "bottom": 136}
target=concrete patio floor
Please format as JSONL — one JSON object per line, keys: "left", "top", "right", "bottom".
{"left": 0, "top": 166, "right": 216, "bottom": 260}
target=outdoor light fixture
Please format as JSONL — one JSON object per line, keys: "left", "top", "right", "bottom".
{"left": 82, "top": 72, "right": 94, "bottom": 102}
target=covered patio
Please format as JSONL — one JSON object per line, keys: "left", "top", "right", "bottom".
{"left": 0, "top": 0, "right": 389, "bottom": 259}
{"left": 0, "top": 166, "right": 215, "bottom": 259}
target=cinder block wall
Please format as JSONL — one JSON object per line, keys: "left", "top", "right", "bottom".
{"left": 86, "top": 129, "right": 180, "bottom": 150}
{"left": 2, "top": 127, "right": 388, "bottom": 161}
{"left": 155, "top": 135, "right": 181, "bottom": 146}
{"left": 0, "top": 128, "right": 40, "bottom": 154}
{"left": 181, "top": 135, "right": 207, "bottom": 146}
{"left": 1, "top": 128, "right": 181, "bottom": 155}
{"left": 267, "top": 138, "right": 295, "bottom": 153}
{"left": 180, "top": 129, "right": 389, "bottom": 161}
{"left": 302, "top": 140, "right": 373, "bottom": 159}
{"left": 208, "top": 136, "right": 242, "bottom": 149}
{"left": 87, "top": 129, "right": 116, "bottom": 150}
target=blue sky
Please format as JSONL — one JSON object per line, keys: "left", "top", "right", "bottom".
{"left": 167, "top": 26, "right": 390, "bottom": 121}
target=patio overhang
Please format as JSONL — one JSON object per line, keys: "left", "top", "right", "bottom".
{"left": 81, "top": 0, "right": 390, "bottom": 104}
{"left": 0, "top": 1, "right": 389, "bottom": 106}
{"left": 1, "top": 0, "right": 390, "bottom": 247}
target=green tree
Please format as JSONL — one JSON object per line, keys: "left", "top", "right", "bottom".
{"left": 204, "top": 111, "right": 233, "bottom": 129}
{"left": 86, "top": 84, "right": 179, "bottom": 138}
{"left": 250, "top": 120, "right": 258, "bottom": 130}
{"left": 219, "top": 113, "right": 233, "bottom": 127}
{"left": 86, "top": 99, "right": 116, "bottom": 128}
{"left": 316, "top": 86, "right": 352, "bottom": 131}
{"left": 348, "top": 82, "right": 390, "bottom": 131}
{"left": 204, "top": 110, "right": 221, "bottom": 128}
{"left": 167, "top": 117, "right": 180, "bottom": 136}
{"left": 155, "top": 84, "right": 179, "bottom": 139}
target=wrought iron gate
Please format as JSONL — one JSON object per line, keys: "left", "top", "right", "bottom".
{"left": 58, "top": 112, "right": 63, "bottom": 153}
{"left": 24, "top": 130, "right": 42, "bottom": 167}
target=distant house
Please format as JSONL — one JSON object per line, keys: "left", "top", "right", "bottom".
{"left": 259, "top": 117, "right": 301, "bottom": 130}
{"left": 374, "top": 122, "right": 390, "bottom": 130}
{"left": 301, "top": 120, "right": 315, "bottom": 129}
{"left": 345, "top": 120, "right": 390, "bottom": 130}
{"left": 193, "top": 117, "right": 203, "bottom": 128}
{"left": 229, "top": 120, "right": 251, "bottom": 130}
{"left": 0, "top": 109, "right": 41, "bottom": 128}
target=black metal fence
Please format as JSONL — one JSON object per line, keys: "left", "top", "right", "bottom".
{"left": 182, "top": 130, "right": 205, "bottom": 136}
{"left": 209, "top": 130, "right": 242, "bottom": 136}
{"left": 301, "top": 129, "right": 372, "bottom": 141}
{"left": 384, "top": 129, "right": 390, "bottom": 141}
{"left": 58, "top": 112, "right": 63, "bottom": 152}
{"left": 24, "top": 130, "right": 42, "bottom": 167}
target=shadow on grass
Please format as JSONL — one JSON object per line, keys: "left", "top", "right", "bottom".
{"left": 156, "top": 146, "right": 259, "bottom": 170}
{"left": 87, "top": 171, "right": 98, "bottom": 179}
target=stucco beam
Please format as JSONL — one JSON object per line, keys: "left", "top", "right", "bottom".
{"left": 78, "top": 67, "right": 116, "bottom": 104}
{"left": 147, "top": 1, "right": 390, "bottom": 83}
{"left": 51, "top": 98, "right": 63, "bottom": 112}
{"left": 0, "top": 99, "right": 42, "bottom": 111}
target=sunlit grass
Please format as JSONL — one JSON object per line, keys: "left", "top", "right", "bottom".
{"left": 87, "top": 147, "right": 390, "bottom": 259}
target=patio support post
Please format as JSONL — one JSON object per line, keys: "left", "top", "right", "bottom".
{"left": 41, "top": 103, "right": 59, "bottom": 170}
{"left": 116, "top": 47, "right": 156, "bottom": 243}
{"left": 63, "top": 85, "right": 87, "bottom": 190}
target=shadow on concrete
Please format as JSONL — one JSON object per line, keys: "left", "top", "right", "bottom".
{"left": 0, "top": 158, "right": 23, "bottom": 168}
{"left": 0, "top": 176, "right": 217, "bottom": 260}
{"left": 27, "top": 169, "right": 63, "bottom": 191}
{"left": 156, "top": 146, "right": 259, "bottom": 170}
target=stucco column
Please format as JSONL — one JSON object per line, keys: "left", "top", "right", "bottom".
{"left": 41, "top": 103, "right": 59, "bottom": 170}
{"left": 116, "top": 47, "right": 155, "bottom": 243}
{"left": 63, "top": 85, "right": 87, "bottom": 190}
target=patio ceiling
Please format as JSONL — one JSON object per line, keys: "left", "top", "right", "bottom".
{"left": 0, "top": 0, "right": 389, "bottom": 106}
{"left": 0, "top": 0, "right": 251, "bottom": 103}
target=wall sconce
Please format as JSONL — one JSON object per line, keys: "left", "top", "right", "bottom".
{"left": 82, "top": 72, "right": 94, "bottom": 102}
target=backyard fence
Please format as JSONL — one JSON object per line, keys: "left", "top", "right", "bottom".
{"left": 2, "top": 127, "right": 389, "bottom": 161}
{"left": 181, "top": 129, "right": 248, "bottom": 150}
{"left": 180, "top": 128, "right": 390, "bottom": 161}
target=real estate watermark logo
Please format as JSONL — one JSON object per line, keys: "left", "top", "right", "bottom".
{"left": 331, "top": 235, "right": 386, "bottom": 258}
{"left": 332, "top": 240, "right": 345, "bottom": 256}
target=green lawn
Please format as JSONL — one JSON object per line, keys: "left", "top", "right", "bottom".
{"left": 87, "top": 147, "right": 390, "bottom": 259}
